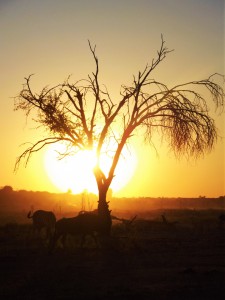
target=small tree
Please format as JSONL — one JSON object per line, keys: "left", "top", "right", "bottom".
{"left": 14, "top": 36, "right": 224, "bottom": 235}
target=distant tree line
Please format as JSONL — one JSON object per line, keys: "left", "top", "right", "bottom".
{"left": 0, "top": 186, "right": 224, "bottom": 214}
{"left": 0, "top": 186, "right": 98, "bottom": 215}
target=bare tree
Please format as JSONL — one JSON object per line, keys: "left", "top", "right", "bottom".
{"left": 14, "top": 36, "right": 224, "bottom": 235}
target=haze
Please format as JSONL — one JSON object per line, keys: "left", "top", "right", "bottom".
{"left": 0, "top": 0, "right": 224, "bottom": 198}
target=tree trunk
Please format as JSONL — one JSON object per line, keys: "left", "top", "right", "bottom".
{"left": 97, "top": 187, "right": 112, "bottom": 236}
{"left": 94, "top": 166, "right": 112, "bottom": 236}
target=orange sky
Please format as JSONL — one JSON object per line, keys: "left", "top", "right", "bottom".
{"left": 0, "top": 0, "right": 224, "bottom": 198}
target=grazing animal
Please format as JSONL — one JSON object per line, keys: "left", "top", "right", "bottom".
{"left": 49, "top": 213, "right": 105, "bottom": 252}
{"left": 218, "top": 214, "right": 225, "bottom": 227}
{"left": 161, "top": 214, "right": 178, "bottom": 226}
{"left": 111, "top": 215, "right": 137, "bottom": 232}
{"left": 78, "top": 209, "right": 98, "bottom": 215}
{"left": 27, "top": 210, "right": 56, "bottom": 240}
{"left": 219, "top": 214, "right": 225, "bottom": 223}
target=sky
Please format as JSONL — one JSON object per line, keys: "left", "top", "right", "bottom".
{"left": 0, "top": 0, "right": 224, "bottom": 198}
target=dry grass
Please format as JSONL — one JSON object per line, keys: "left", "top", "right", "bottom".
{"left": 0, "top": 209, "right": 224, "bottom": 299}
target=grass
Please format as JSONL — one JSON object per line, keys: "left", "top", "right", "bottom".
{"left": 0, "top": 209, "right": 224, "bottom": 299}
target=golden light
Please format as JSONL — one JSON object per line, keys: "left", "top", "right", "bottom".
{"left": 44, "top": 142, "right": 137, "bottom": 194}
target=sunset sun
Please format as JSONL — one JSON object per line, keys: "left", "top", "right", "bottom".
{"left": 44, "top": 143, "right": 137, "bottom": 194}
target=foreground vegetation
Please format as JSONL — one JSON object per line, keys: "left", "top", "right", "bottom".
{"left": 0, "top": 209, "right": 224, "bottom": 299}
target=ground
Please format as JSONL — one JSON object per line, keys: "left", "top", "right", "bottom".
{"left": 0, "top": 209, "right": 224, "bottom": 299}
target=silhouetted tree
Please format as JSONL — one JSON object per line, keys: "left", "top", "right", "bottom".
{"left": 14, "top": 36, "right": 224, "bottom": 235}
{"left": 0, "top": 185, "right": 13, "bottom": 193}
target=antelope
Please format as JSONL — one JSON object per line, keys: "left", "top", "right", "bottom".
{"left": 219, "top": 213, "right": 225, "bottom": 222}
{"left": 27, "top": 210, "right": 56, "bottom": 241}
{"left": 161, "top": 214, "right": 178, "bottom": 227}
{"left": 78, "top": 209, "right": 98, "bottom": 215}
{"left": 111, "top": 215, "right": 137, "bottom": 231}
{"left": 49, "top": 213, "right": 107, "bottom": 253}
{"left": 218, "top": 213, "right": 225, "bottom": 228}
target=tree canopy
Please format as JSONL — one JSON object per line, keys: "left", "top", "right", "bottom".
{"left": 14, "top": 36, "right": 224, "bottom": 228}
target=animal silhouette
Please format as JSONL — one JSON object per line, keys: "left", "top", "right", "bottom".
{"left": 49, "top": 213, "right": 106, "bottom": 253}
{"left": 27, "top": 210, "right": 56, "bottom": 240}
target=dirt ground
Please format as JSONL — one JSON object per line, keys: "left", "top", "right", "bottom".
{"left": 0, "top": 210, "right": 224, "bottom": 299}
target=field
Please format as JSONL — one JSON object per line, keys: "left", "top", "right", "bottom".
{"left": 0, "top": 209, "right": 224, "bottom": 299}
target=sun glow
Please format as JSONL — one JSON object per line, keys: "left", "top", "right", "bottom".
{"left": 44, "top": 143, "right": 137, "bottom": 194}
